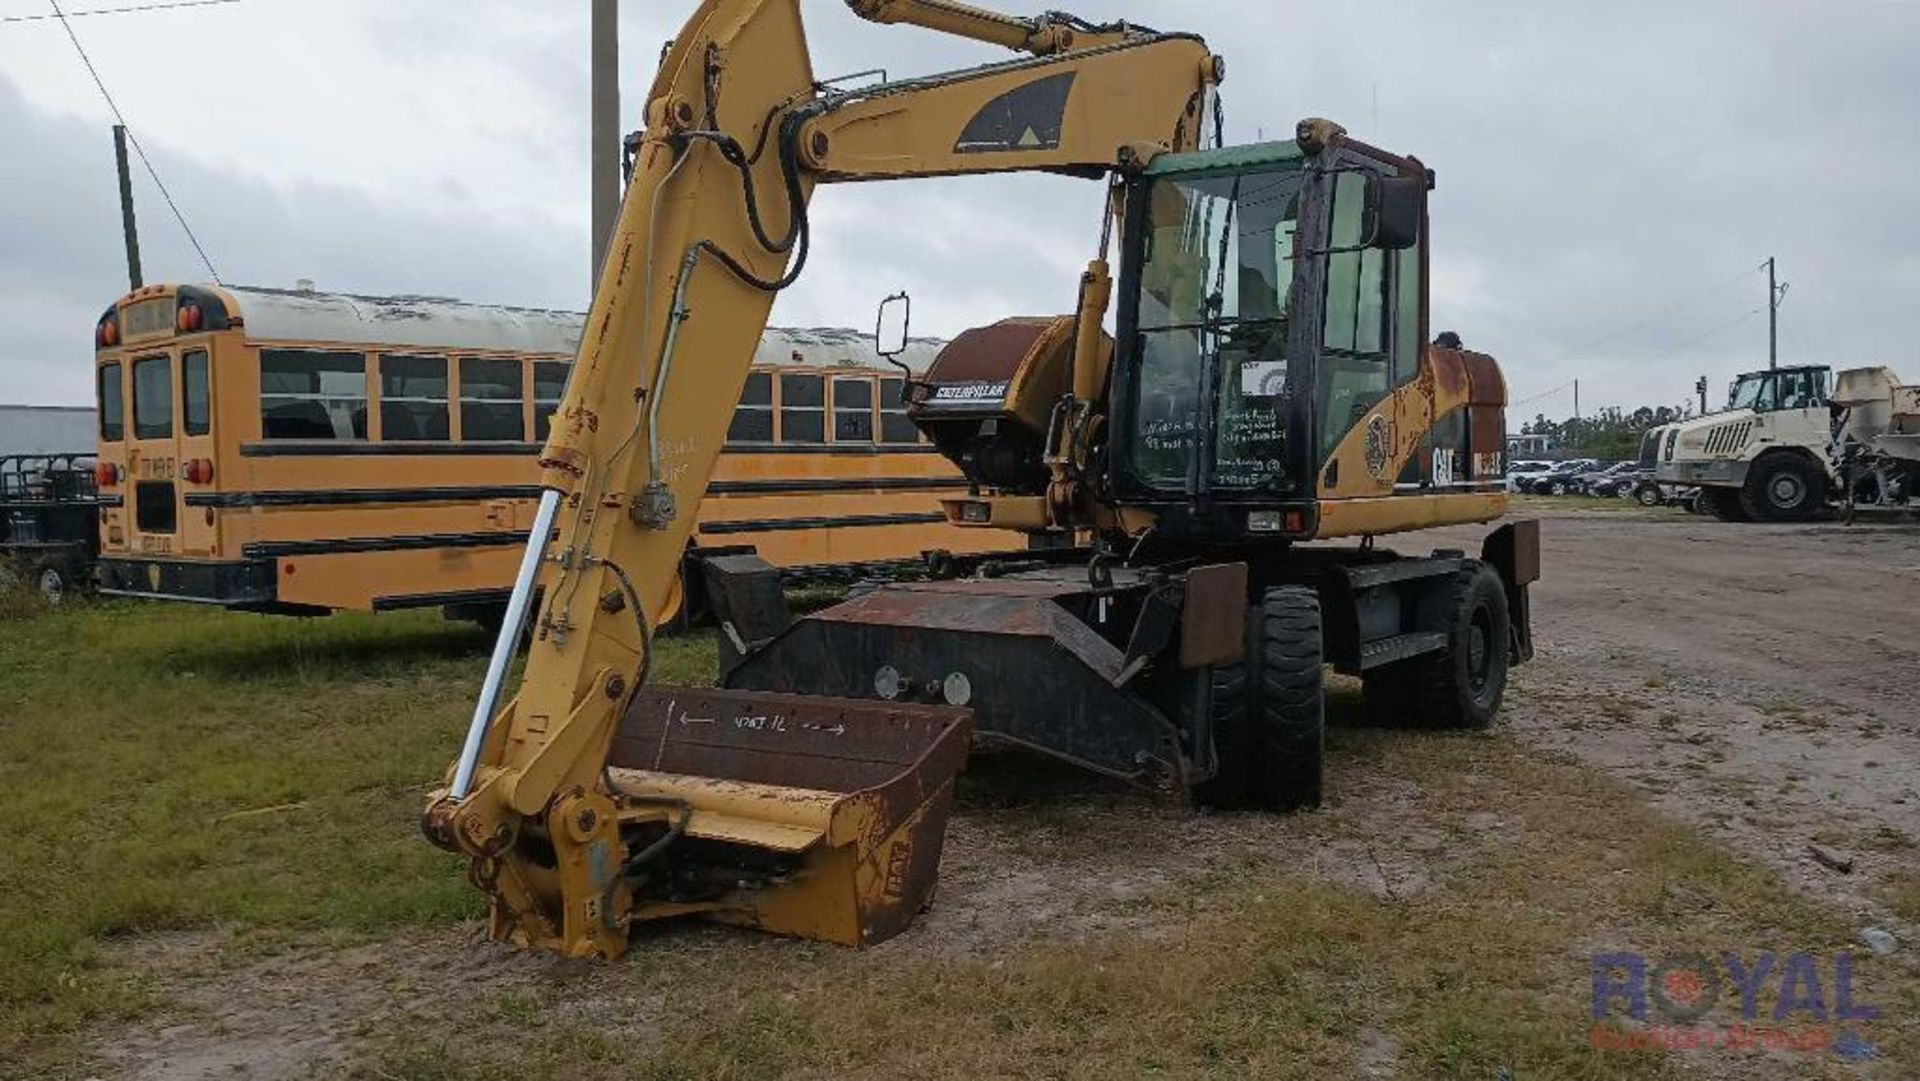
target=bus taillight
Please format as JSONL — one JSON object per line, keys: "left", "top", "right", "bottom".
{"left": 182, "top": 458, "right": 214, "bottom": 484}
{"left": 94, "top": 462, "right": 122, "bottom": 487}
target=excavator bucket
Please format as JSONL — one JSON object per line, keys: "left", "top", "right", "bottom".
{"left": 606, "top": 687, "right": 971, "bottom": 946}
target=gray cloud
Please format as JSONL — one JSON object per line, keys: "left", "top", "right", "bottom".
{"left": 2, "top": 0, "right": 1916, "bottom": 420}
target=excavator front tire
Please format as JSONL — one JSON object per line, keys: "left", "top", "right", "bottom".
{"left": 1249, "top": 586, "right": 1324, "bottom": 811}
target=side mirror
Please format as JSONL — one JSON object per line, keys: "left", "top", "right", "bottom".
{"left": 1362, "top": 173, "right": 1422, "bottom": 251}
{"left": 875, "top": 291, "right": 911, "bottom": 360}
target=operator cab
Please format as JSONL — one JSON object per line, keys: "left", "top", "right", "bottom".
{"left": 1107, "top": 122, "right": 1484, "bottom": 543}
{"left": 1724, "top": 366, "right": 1831, "bottom": 413}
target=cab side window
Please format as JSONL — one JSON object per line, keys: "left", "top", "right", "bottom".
{"left": 1317, "top": 169, "right": 1392, "bottom": 464}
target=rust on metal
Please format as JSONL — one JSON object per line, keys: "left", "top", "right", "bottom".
{"left": 608, "top": 685, "right": 970, "bottom": 947}
{"left": 1178, "top": 561, "right": 1247, "bottom": 669}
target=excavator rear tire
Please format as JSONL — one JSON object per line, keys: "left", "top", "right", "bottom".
{"left": 1411, "top": 563, "right": 1510, "bottom": 730}
{"left": 1249, "top": 586, "right": 1324, "bottom": 811}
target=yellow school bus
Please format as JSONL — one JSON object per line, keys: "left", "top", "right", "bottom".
{"left": 90, "top": 283, "right": 1027, "bottom": 620}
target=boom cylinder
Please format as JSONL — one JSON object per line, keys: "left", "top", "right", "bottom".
{"left": 450, "top": 487, "right": 562, "bottom": 799}
{"left": 844, "top": 0, "right": 1074, "bottom": 54}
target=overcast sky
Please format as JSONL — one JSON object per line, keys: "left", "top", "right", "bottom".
{"left": 2, "top": 0, "right": 1916, "bottom": 417}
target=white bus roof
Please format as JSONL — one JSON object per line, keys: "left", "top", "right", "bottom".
{"left": 218, "top": 285, "right": 945, "bottom": 373}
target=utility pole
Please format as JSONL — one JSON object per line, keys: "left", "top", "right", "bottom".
{"left": 1766, "top": 256, "right": 1779, "bottom": 370}
{"left": 1573, "top": 379, "right": 1580, "bottom": 421}
{"left": 1695, "top": 375, "right": 1708, "bottom": 415}
{"left": 590, "top": 0, "right": 619, "bottom": 291}
{"left": 112, "top": 125, "right": 142, "bottom": 291}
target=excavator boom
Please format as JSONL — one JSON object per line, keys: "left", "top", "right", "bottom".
{"left": 426, "top": 0, "right": 1219, "bottom": 958}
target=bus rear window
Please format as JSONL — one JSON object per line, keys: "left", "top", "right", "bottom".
{"left": 460, "top": 357, "right": 524, "bottom": 441}
{"left": 132, "top": 356, "right": 172, "bottom": 439}
{"left": 381, "top": 354, "right": 449, "bottom": 441}
{"left": 261, "top": 349, "right": 368, "bottom": 440}
{"left": 99, "top": 363, "right": 124, "bottom": 441}
{"left": 183, "top": 350, "right": 210, "bottom": 436}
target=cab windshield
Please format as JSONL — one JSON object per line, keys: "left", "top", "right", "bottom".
{"left": 1128, "top": 164, "right": 1304, "bottom": 494}
{"left": 1727, "top": 369, "right": 1827, "bottom": 412}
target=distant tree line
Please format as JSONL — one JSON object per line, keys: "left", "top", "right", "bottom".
{"left": 1519, "top": 404, "right": 1689, "bottom": 460}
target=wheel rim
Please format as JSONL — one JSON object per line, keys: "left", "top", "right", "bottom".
{"left": 1769, "top": 473, "right": 1806, "bottom": 509}
{"left": 1639, "top": 487, "right": 1659, "bottom": 505}
{"left": 1466, "top": 608, "right": 1493, "bottom": 695}
{"left": 38, "top": 568, "right": 63, "bottom": 604}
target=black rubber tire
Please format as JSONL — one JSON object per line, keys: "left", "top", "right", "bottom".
{"left": 1740, "top": 454, "right": 1823, "bottom": 522}
{"left": 1412, "top": 563, "right": 1511, "bottom": 730}
{"left": 1189, "top": 629, "right": 1254, "bottom": 810}
{"left": 1634, "top": 482, "right": 1664, "bottom": 507}
{"left": 1699, "top": 486, "right": 1750, "bottom": 522}
{"left": 1248, "top": 586, "right": 1324, "bottom": 811}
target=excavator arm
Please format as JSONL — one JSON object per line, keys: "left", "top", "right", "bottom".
{"left": 425, "top": 0, "right": 1219, "bottom": 958}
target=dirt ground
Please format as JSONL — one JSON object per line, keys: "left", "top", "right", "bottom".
{"left": 74, "top": 505, "right": 1920, "bottom": 1079}
{"left": 1465, "top": 510, "right": 1920, "bottom": 916}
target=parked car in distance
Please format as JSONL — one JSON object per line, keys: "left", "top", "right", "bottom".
{"left": 1518, "top": 459, "right": 1600, "bottom": 495}
{"left": 1566, "top": 461, "right": 1633, "bottom": 495}
{"left": 1506, "top": 460, "right": 1556, "bottom": 491}
{"left": 1589, "top": 465, "right": 1652, "bottom": 498}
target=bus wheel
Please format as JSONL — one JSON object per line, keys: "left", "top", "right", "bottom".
{"left": 33, "top": 561, "right": 67, "bottom": 605}
{"left": 1414, "top": 564, "right": 1510, "bottom": 730}
{"left": 1249, "top": 586, "right": 1324, "bottom": 812}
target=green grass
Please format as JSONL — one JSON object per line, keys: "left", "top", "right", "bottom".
{"left": 0, "top": 596, "right": 711, "bottom": 1073}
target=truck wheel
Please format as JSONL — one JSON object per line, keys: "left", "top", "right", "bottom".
{"left": 1249, "top": 586, "right": 1324, "bottom": 812}
{"left": 1740, "top": 455, "right": 1823, "bottom": 522}
{"left": 1415, "top": 563, "right": 1511, "bottom": 729}
{"left": 1190, "top": 640, "right": 1253, "bottom": 810}
{"left": 1634, "top": 482, "right": 1664, "bottom": 507}
{"left": 1698, "top": 487, "right": 1750, "bottom": 522}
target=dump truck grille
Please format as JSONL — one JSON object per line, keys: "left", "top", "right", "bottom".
{"left": 1704, "top": 420, "right": 1753, "bottom": 456}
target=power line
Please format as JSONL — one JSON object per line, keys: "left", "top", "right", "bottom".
{"left": 46, "top": 0, "right": 221, "bottom": 283}
{"left": 1651, "top": 304, "right": 1764, "bottom": 361}
{"left": 1561, "top": 259, "right": 1766, "bottom": 358}
{"left": 3, "top": 0, "right": 240, "bottom": 24}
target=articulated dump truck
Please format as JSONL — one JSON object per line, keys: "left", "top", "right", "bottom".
{"left": 422, "top": 0, "right": 1539, "bottom": 959}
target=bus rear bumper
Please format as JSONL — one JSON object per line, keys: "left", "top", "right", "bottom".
{"left": 97, "top": 555, "right": 281, "bottom": 608}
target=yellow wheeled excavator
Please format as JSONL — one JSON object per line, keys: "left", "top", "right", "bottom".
{"left": 424, "top": 0, "right": 1538, "bottom": 960}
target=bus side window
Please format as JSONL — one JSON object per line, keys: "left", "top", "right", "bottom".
{"left": 729, "top": 371, "right": 773, "bottom": 442}
{"left": 779, "top": 373, "right": 824, "bottom": 443}
{"left": 381, "top": 354, "right": 450, "bottom": 441}
{"left": 533, "top": 361, "right": 568, "bottom": 441}
{"left": 99, "top": 362, "right": 124, "bottom": 441}
{"left": 261, "top": 350, "right": 368, "bottom": 440}
{"left": 832, "top": 376, "right": 874, "bottom": 442}
{"left": 460, "top": 357, "right": 524, "bottom": 441}
{"left": 182, "top": 350, "right": 210, "bottom": 437}
{"left": 132, "top": 355, "right": 173, "bottom": 439}
{"left": 879, "top": 377, "right": 919, "bottom": 443}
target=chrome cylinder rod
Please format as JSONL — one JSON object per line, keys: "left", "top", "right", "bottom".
{"left": 451, "top": 487, "right": 562, "bottom": 800}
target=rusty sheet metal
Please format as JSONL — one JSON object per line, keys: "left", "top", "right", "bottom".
{"left": 611, "top": 686, "right": 971, "bottom": 947}
{"left": 1178, "top": 561, "right": 1247, "bottom": 669}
